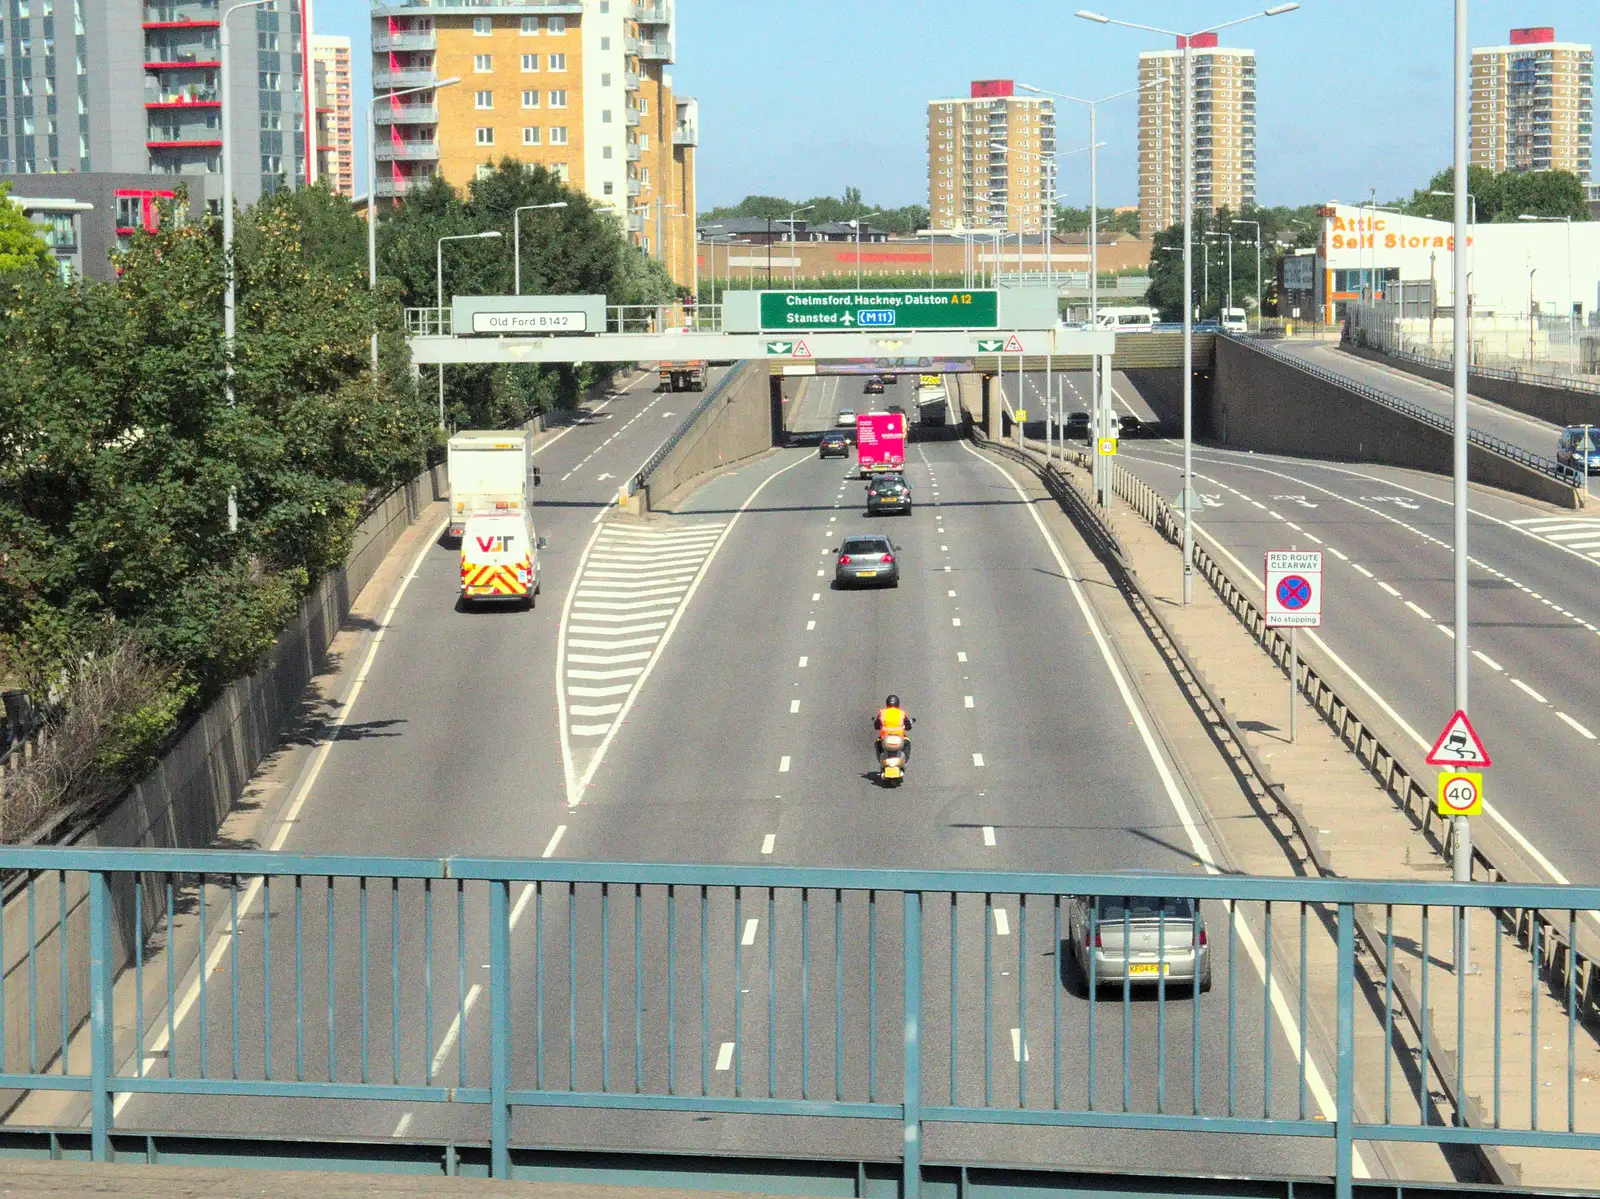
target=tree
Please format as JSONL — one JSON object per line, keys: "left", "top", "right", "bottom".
{"left": 1143, "top": 203, "right": 1323, "bottom": 321}
{"left": 1401, "top": 166, "right": 1589, "bottom": 223}
{"left": 1054, "top": 206, "right": 1141, "bottom": 237}
{"left": 0, "top": 184, "right": 55, "bottom": 277}
{"left": 700, "top": 191, "right": 929, "bottom": 235}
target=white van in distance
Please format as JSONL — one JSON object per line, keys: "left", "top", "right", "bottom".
{"left": 1093, "top": 306, "right": 1157, "bottom": 333}
{"left": 460, "top": 512, "right": 544, "bottom": 608}
{"left": 1221, "top": 307, "right": 1249, "bottom": 333}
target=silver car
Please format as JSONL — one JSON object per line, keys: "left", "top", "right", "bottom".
{"left": 834, "top": 535, "right": 899, "bottom": 588}
{"left": 1065, "top": 894, "right": 1211, "bottom": 994}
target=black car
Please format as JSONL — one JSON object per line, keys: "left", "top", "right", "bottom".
{"left": 819, "top": 429, "right": 851, "bottom": 458}
{"left": 1064, "top": 411, "right": 1091, "bottom": 439}
{"left": 1118, "top": 414, "right": 1143, "bottom": 437}
{"left": 865, "top": 378, "right": 886, "bottom": 395}
{"left": 881, "top": 373, "right": 898, "bottom": 385}
{"left": 866, "top": 476, "right": 912, "bottom": 516}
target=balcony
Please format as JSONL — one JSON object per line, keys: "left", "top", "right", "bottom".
{"left": 632, "top": 1, "right": 668, "bottom": 23}
{"left": 374, "top": 175, "right": 429, "bottom": 198}
{"left": 146, "top": 92, "right": 219, "bottom": 107}
{"left": 626, "top": 140, "right": 641, "bottom": 161}
{"left": 623, "top": 69, "right": 640, "bottom": 90}
{"left": 148, "top": 136, "right": 222, "bottom": 148}
{"left": 638, "top": 37, "right": 671, "bottom": 60}
{"left": 373, "top": 68, "right": 437, "bottom": 89}
{"left": 372, "top": 30, "right": 434, "bottom": 51}
{"left": 376, "top": 139, "right": 438, "bottom": 161}
{"left": 373, "top": 103, "right": 437, "bottom": 124}
{"left": 625, "top": 107, "right": 640, "bottom": 126}
{"left": 142, "top": 4, "right": 218, "bottom": 25}
{"left": 672, "top": 121, "right": 696, "bottom": 146}
{"left": 627, "top": 177, "right": 642, "bottom": 197}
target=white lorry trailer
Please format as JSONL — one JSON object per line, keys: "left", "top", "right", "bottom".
{"left": 446, "top": 430, "right": 541, "bottom": 538}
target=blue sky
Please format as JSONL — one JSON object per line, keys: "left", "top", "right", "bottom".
{"left": 328, "top": 0, "right": 1598, "bottom": 211}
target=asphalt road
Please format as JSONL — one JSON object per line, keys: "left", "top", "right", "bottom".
{"left": 109, "top": 371, "right": 1349, "bottom": 1181}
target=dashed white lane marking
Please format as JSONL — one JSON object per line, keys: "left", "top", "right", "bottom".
{"left": 972, "top": 752, "right": 985, "bottom": 767}
{"left": 1404, "top": 601, "right": 1432, "bottom": 620}
{"left": 761, "top": 834, "right": 776, "bottom": 855}
{"left": 948, "top": 590, "right": 957, "bottom": 597}
{"left": 964, "top": 695, "right": 974, "bottom": 708}
{"left": 1512, "top": 679, "right": 1548, "bottom": 704}
{"left": 1557, "top": 712, "right": 1597, "bottom": 740}
{"left": 431, "top": 984, "right": 483, "bottom": 1078}
{"left": 798, "top": 656, "right": 808, "bottom": 668}
{"left": 392, "top": 1112, "right": 414, "bottom": 1137}
{"left": 1473, "top": 651, "right": 1503, "bottom": 672}
{"left": 982, "top": 826, "right": 996, "bottom": 847}
{"left": 1378, "top": 581, "right": 1401, "bottom": 597}
{"left": 952, "top": 617, "right": 962, "bottom": 627}
{"left": 715, "top": 1042, "right": 736, "bottom": 1071}
{"left": 790, "top": 700, "right": 800, "bottom": 714}
{"left": 1353, "top": 564, "right": 1374, "bottom": 578}
{"left": 806, "top": 620, "right": 816, "bottom": 630}
{"left": 742, "top": 918, "right": 760, "bottom": 946}
{"left": 1436, "top": 624, "right": 1455, "bottom": 639}
{"left": 817, "top": 569, "right": 825, "bottom": 576}
{"left": 993, "top": 907, "right": 1010, "bottom": 936}
{"left": 957, "top": 652, "right": 968, "bottom": 662}
{"left": 941, "top": 544, "right": 949, "bottom": 552}
{"left": 1010, "top": 1028, "right": 1031, "bottom": 1063}
{"left": 541, "top": 825, "right": 567, "bottom": 858}
{"left": 778, "top": 756, "right": 791, "bottom": 773}
{"left": 1329, "top": 547, "right": 1349, "bottom": 561}
{"left": 811, "top": 592, "right": 820, "bottom": 601}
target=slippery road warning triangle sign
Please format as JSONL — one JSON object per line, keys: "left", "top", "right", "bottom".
{"left": 1426, "top": 709, "right": 1491, "bottom": 768}
{"left": 792, "top": 339, "right": 813, "bottom": 359}
{"left": 1004, "top": 334, "right": 1024, "bottom": 353}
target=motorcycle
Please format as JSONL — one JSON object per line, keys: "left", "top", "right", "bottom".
{"left": 876, "top": 718, "right": 913, "bottom": 786}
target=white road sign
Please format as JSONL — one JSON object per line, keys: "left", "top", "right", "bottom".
{"left": 471, "top": 310, "right": 590, "bottom": 334}
{"left": 1264, "top": 550, "right": 1323, "bottom": 628}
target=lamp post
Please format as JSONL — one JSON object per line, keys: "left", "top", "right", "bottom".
{"left": 787, "top": 203, "right": 815, "bottom": 287}
{"left": 1079, "top": 2, "right": 1302, "bottom": 605}
{"left": 1232, "top": 219, "right": 1262, "bottom": 331}
{"left": 850, "top": 210, "right": 887, "bottom": 288}
{"left": 1520, "top": 214, "right": 1574, "bottom": 370}
{"left": 513, "top": 202, "right": 568, "bottom": 296}
{"left": 219, "top": 0, "right": 279, "bottom": 533}
{"left": 1206, "top": 230, "right": 1233, "bottom": 314}
{"left": 1448, "top": 0, "right": 1472, "bottom": 953}
{"left": 368, "top": 76, "right": 461, "bottom": 374}
{"left": 436, "top": 230, "right": 503, "bottom": 427}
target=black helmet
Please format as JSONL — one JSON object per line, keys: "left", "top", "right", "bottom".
{"left": 885, "top": 694, "right": 900, "bottom": 707}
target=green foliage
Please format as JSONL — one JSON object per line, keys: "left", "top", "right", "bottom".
{"left": 1400, "top": 166, "right": 1590, "bottom": 224}
{"left": 0, "top": 184, "right": 55, "bottom": 277}
{"left": 702, "top": 190, "right": 931, "bottom": 236}
{"left": 1144, "top": 204, "right": 1323, "bottom": 322}
{"left": 376, "top": 160, "right": 669, "bottom": 428}
{"left": 0, "top": 183, "right": 436, "bottom": 748}
{"left": 1054, "top": 206, "right": 1142, "bottom": 237}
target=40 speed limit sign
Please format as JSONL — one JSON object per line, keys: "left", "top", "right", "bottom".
{"left": 1436, "top": 771, "right": 1484, "bottom": 817}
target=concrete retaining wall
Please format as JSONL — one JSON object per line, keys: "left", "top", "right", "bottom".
{"left": 643, "top": 362, "right": 778, "bottom": 511}
{"left": 1340, "top": 343, "right": 1600, "bottom": 430}
{"left": 0, "top": 461, "right": 448, "bottom": 1106}
{"left": 1214, "top": 338, "right": 1582, "bottom": 509}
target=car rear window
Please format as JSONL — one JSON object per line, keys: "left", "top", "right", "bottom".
{"left": 1092, "top": 896, "right": 1195, "bottom": 922}
{"left": 841, "top": 538, "right": 890, "bottom": 554}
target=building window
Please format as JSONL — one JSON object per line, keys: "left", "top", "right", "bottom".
{"left": 477, "top": 163, "right": 493, "bottom": 179}
{"left": 637, "top": 97, "right": 648, "bottom": 115}
{"left": 551, "top": 162, "right": 568, "bottom": 181}
{"left": 548, "top": 89, "right": 567, "bottom": 108}
{"left": 520, "top": 15, "right": 538, "bottom": 34}
{"left": 601, "top": 72, "right": 610, "bottom": 86}
{"left": 522, "top": 125, "right": 540, "bottom": 144}
{"left": 521, "top": 53, "right": 538, "bottom": 71}
{"left": 547, "top": 53, "right": 566, "bottom": 71}
{"left": 474, "top": 53, "right": 491, "bottom": 72}
{"left": 521, "top": 89, "right": 539, "bottom": 107}
{"left": 549, "top": 125, "right": 567, "bottom": 144}
{"left": 602, "top": 108, "right": 612, "bottom": 123}
{"left": 603, "top": 181, "right": 613, "bottom": 195}
{"left": 599, "top": 1, "right": 608, "bottom": 10}
{"left": 600, "top": 37, "right": 609, "bottom": 51}
{"left": 638, "top": 132, "right": 648, "bottom": 150}
{"left": 476, "top": 126, "right": 494, "bottom": 145}
{"left": 475, "top": 90, "right": 493, "bottom": 108}
{"left": 473, "top": 16, "right": 490, "bottom": 34}
{"left": 547, "top": 15, "right": 565, "bottom": 33}
{"left": 602, "top": 144, "right": 612, "bottom": 159}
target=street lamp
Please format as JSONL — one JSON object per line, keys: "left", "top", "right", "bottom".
{"left": 436, "top": 230, "right": 503, "bottom": 426}
{"left": 1205, "top": 230, "right": 1233, "bottom": 314}
{"left": 850, "top": 209, "right": 887, "bottom": 288}
{"left": 514, "top": 201, "right": 568, "bottom": 296}
{"left": 367, "top": 76, "right": 462, "bottom": 373}
{"left": 1430, "top": 188, "right": 1475, "bottom": 227}
{"left": 1232, "top": 219, "right": 1262, "bottom": 331}
{"left": 219, "top": 0, "right": 279, "bottom": 533}
{"left": 1077, "top": 1, "right": 1302, "bottom": 605}
{"left": 1519, "top": 213, "right": 1575, "bottom": 370}
{"left": 786, "top": 203, "right": 815, "bottom": 287}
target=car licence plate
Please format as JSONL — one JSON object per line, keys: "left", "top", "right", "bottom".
{"left": 1128, "top": 962, "right": 1169, "bottom": 976}
{"left": 857, "top": 570, "right": 877, "bottom": 578}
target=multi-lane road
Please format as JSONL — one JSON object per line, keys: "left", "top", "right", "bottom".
{"left": 113, "top": 370, "right": 1349, "bottom": 1180}
{"left": 1000, "top": 357, "right": 1600, "bottom": 897}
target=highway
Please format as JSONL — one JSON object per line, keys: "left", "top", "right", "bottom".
{"left": 999, "top": 364, "right": 1600, "bottom": 894}
{"left": 112, "top": 369, "right": 1344, "bottom": 1181}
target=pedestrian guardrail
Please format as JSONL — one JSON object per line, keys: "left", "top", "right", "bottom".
{"left": 1231, "top": 335, "right": 1585, "bottom": 487}
{"left": 6, "top": 847, "right": 1600, "bottom": 1197}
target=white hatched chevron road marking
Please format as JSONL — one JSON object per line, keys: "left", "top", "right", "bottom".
{"left": 559, "top": 522, "right": 726, "bottom": 750}
{"left": 1511, "top": 516, "right": 1600, "bottom": 558}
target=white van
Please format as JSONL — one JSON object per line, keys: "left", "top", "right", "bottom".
{"left": 1094, "top": 306, "right": 1157, "bottom": 333}
{"left": 1221, "top": 307, "right": 1248, "bottom": 333}
{"left": 459, "top": 512, "right": 544, "bottom": 607}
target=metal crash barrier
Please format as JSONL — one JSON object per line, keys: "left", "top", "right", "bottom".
{"left": 2, "top": 848, "right": 1598, "bottom": 1199}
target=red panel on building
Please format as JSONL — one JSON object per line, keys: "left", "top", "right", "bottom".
{"left": 970, "top": 79, "right": 1014, "bottom": 98}
{"left": 1177, "top": 32, "right": 1219, "bottom": 49}
{"left": 1509, "top": 27, "right": 1555, "bottom": 45}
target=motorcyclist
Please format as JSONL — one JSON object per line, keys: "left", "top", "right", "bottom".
{"left": 875, "top": 694, "right": 913, "bottom": 764}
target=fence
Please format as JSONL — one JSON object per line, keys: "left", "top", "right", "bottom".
{"left": 3, "top": 847, "right": 1599, "bottom": 1198}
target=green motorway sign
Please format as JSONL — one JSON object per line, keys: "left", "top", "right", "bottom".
{"left": 758, "top": 289, "right": 1000, "bottom": 332}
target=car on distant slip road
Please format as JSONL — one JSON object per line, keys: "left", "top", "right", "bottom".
{"left": 1557, "top": 426, "right": 1600, "bottom": 475}
{"left": 834, "top": 535, "right": 899, "bottom": 588}
{"left": 1064, "top": 411, "right": 1091, "bottom": 440}
{"left": 1118, "top": 414, "right": 1144, "bottom": 437}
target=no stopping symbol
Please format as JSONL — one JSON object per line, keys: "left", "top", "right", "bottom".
{"left": 1276, "top": 575, "right": 1312, "bottom": 611}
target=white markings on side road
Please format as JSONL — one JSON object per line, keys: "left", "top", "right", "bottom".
{"left": 957, "top": 652, "right": 968, "bottom": 663}
{"left": 1353, "top": 565, "right": 1374, "bottom": 578}
{"left": 993, "top": 908, "right": 1010, "bottom": 936}
{"left": 715, "top": 1042, "right": 736, "bottom": 1071}
{"left": 1473, "top": 651, "right": 1503, "bottom": 672}
{"left": 742, "top": 918, "right": 760, "bottom": 946}
{"left": 1010, "top": 1028, "right": 1031, "bottom": 1063}
{"left": 393, "top": 1112, "right": 414, "bottom": 1137}
{"left": 778, "top": 756, "right": 791, "bottom": 773}
{"left": 1404, "top": 601, "right": 1432, "bottom": 620}
{"left": 982, "top": 826, "right": 996, "bottom": 847}
{"left": 1557, "top": 712, "right": 1597, "bottom": 740}
{"left": 431, "top": 984, "right": 483, "bottom": 1078}
{"left": 761, "top": 834, "right": 776, "bottom": 855}
{"left": 1512, "top": 679, "right": 1548, "bottom": 704}
{"left": 798, "top": 656, "right": 808, "bottom": 668}
{"left": 972, "top": 752, "right": 985, "bottom": 767}
{"left": 790, "top": 700, "right": 800, "bottom": 714}
{"left": 1378, "top": 582, "right": 1401, "bottom": 598}
{"left": 541, "top": 825, "right": 567, "bottom": 858}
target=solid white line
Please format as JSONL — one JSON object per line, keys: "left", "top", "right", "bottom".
{"left": 972, "top": 752, "right": 985, "bottom": 766}
{"left": 1512, "top": 678, "right": 1548, "bottom": 704}
{"left": 982, "top": 826, "right": 996, "bottom": 847}
{"left": 567, "top": 667, "right": 645, "bottom": 680}
{"left": 761, "top": 834, "right": 776, "bottom": 855}
{"left": 779, "top": 756, "right": 791, "bottom": 773}
{"left": 715, "top": 1042, "right": 736, "bottom": 1071}
{"left": 993, "top": 908, "right": 1010, "bottom": 936}
{"left": 541, "top": 825, "right": 567, "bottom": 858}
{"left": 569, "top": 621, "right": 670, "bottom": 636}
{"left": 1557, "top": 712, "right": 1597, "bottom": 740}
{"left": 564, "top": 610, "right": 677, "bottom": 623}
{"left": 569, "top": 723, "right": 613, "bottom": 736}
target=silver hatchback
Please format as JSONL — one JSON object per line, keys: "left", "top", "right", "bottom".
{"left": 834, "top": 535, "right": 899, "bottom": 588}
{"left": 1065, "top": 894, "right": 1211, "bottom": 994}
